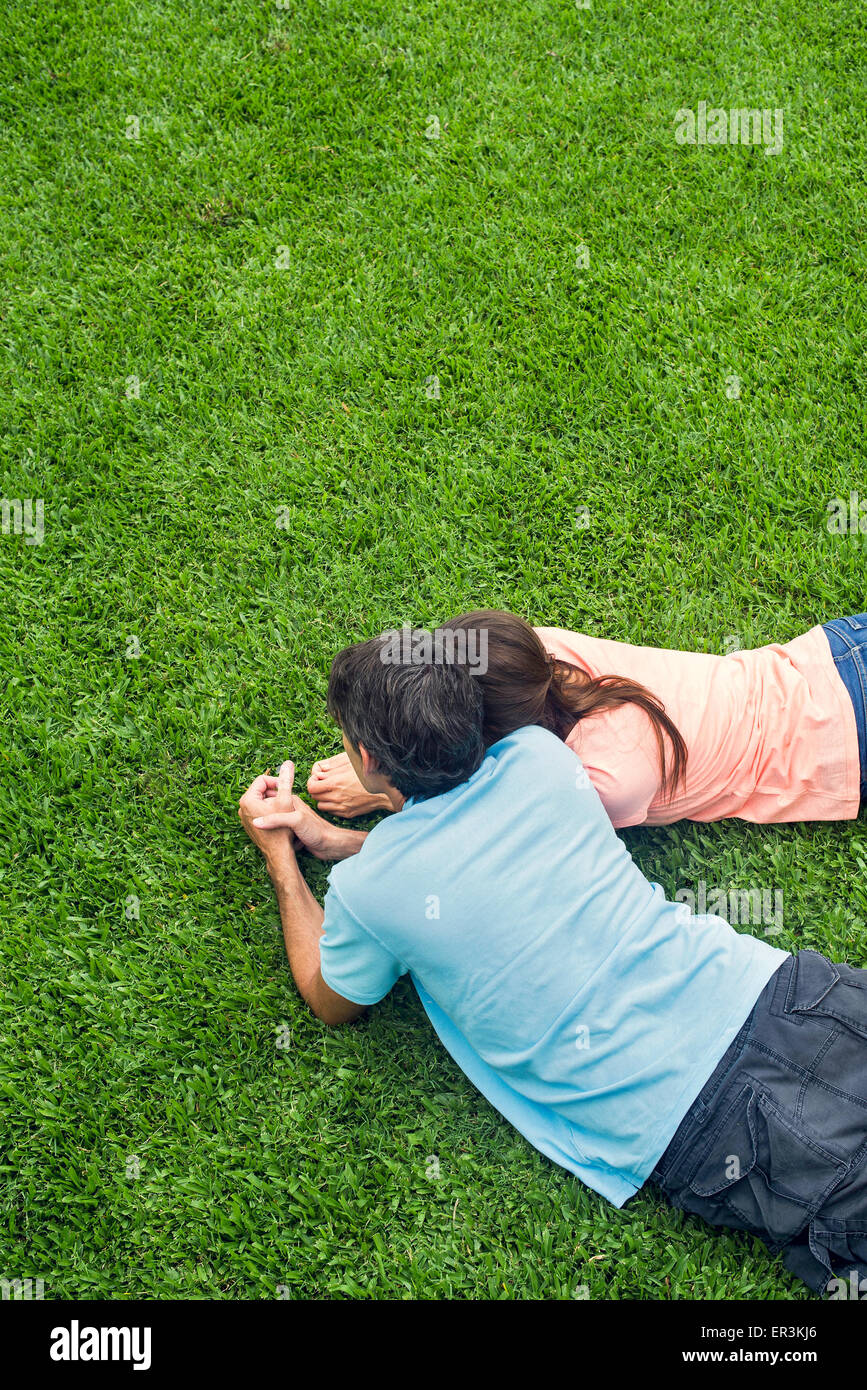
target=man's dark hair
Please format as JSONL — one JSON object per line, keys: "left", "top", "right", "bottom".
{"left": 327, "top": 630, "right": 486, "bottom": 800}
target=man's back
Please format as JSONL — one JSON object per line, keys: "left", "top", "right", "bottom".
{"left": 321, "top": 725, "right": 787, "bottom": 1200}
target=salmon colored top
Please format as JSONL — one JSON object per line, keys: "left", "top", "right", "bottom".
{"left": 534, "top": 625, "right": 860, "bottom": 828}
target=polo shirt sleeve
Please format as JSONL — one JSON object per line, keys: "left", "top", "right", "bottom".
{"left": 319, "top": 884, "right": 407, "bottom": 1006}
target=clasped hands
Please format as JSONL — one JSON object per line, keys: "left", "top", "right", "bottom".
{"left": 238, "top": 760, "right": 336, "bottom": 864}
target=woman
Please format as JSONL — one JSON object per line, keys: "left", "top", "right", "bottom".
{"left": 307, "top": 610, "right": 867, "bottom": 827}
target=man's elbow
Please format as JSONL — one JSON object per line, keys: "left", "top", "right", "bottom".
{"left": 305, "top": 991, "right": 367, "bottom": 1027}
{"left": 299, "top": 969, "right": 369, "bottom": 1025}
{"left": 312, "top": 1003, "right": 367, "bottom": 1027}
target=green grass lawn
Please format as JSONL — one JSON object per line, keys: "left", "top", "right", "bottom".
{"left": 1, "top": 0, "right": 865, "bottom": 1299}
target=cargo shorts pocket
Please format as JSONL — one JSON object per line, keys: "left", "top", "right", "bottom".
{"left": 685, "top": 1082, "right": 848, "bottom": 1248}
{"left": 773, "top": 950, "right": 867, "bottom": 1040}
{"left": 807, "top": 1221, "right": 867, "bottom": 1295}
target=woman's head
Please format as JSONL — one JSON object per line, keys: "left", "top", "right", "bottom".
{"left": 439, "top": 610, "right": 558, "bottom": 743}
{"left": 439, "top": 609, "right": 688, "bottom": 801}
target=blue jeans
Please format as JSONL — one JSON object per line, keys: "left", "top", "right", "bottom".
{"left": 823, "top": 613, "right": 867, "bottom": 804}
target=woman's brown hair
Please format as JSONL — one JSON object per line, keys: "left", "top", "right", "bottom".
{"left": 440, "top": 610, "right": 688, "bottom": 802}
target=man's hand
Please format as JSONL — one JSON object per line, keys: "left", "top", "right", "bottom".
{"left": 238, "top": 768, "right": 297, "bottom": 865}
{"left": 252, "top": 761, "right": 338, "bottom": 861}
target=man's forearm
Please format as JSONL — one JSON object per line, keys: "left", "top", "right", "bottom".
{"left": 266, "top": 847, "right": 325, "bottom": 999}
{"left": 324, "top": 825, "right": 368, "bottom": 860}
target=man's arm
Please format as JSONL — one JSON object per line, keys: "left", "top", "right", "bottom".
{"left": 238, "top": 767, "right": 366, "bottom": 1026}
{"left": 266, "top": 843, "right": 366, "bottom": 1026}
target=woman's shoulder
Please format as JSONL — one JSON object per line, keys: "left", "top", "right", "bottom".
{"left": 533, "top": 625, "right": 595, "bottom": 669}
{"left": 534, "top": 625, "right": 653, "bottom": 677}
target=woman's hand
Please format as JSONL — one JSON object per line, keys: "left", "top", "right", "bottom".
{"left": 306, "top": 751, "right": 393, "bottom": 817}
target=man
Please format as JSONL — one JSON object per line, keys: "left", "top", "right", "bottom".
{"left": 238, "top": 629, "right": 867, "bottom": 1297}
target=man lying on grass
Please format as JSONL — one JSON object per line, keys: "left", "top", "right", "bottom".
{"left": 238, "top": 628, "right": 867, "bottom": 1298}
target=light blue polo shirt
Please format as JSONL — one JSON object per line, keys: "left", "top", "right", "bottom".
{"left": 319, "top": 725, "right": 788, "bottom": 1205}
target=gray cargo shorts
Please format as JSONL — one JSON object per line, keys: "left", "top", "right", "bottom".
{"left": 650, "top": 949, "right": 867, "bottom": 1296}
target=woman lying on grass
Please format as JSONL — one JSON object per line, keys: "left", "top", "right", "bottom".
{"left": 308, "top": 610, "right": 867, "bottom": 826}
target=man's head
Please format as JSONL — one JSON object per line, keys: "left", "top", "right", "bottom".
{"left": 327, "top": 629, "right": 486, "bottom": 801}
